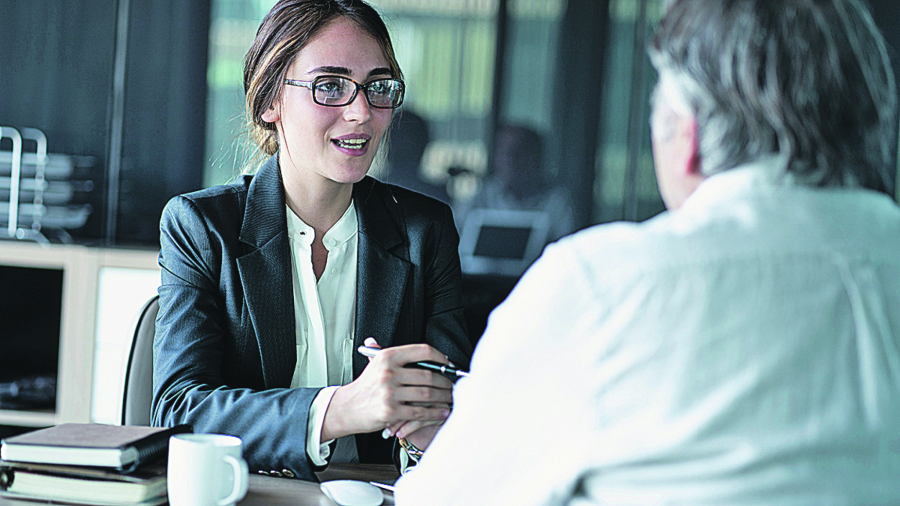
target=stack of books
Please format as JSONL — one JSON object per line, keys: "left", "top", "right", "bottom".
{"left": 0, "top": 423, "right": 190, "bottom": 506}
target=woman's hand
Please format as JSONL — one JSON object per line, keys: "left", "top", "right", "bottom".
{"left": 321, "top": 341, "right": 455, "bottom": 441}
{"left": 371, "top": 338, "right": 451, "bottom": 450}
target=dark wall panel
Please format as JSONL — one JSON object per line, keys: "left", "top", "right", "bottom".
{"left": 117, "top": 0, "right": 210, "bottom": 245}
{"left": 1, "top": 1, "right": 117, "bottom": 242}
{"left": 1, "top": 0, "right": 210, "bottom": 246}
{"left": 550, "top": 0, "right": 610, "bottom": 229}
{"left": 0, "top": 1, "right": 117, "bottom": 160}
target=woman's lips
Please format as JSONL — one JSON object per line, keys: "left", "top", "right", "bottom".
{"left": 332, "top": 135, "right": 371, "bottom": 156}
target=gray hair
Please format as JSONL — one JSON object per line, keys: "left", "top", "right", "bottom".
{"left": 649, "top": 0, "right": 897, "bottom": 193}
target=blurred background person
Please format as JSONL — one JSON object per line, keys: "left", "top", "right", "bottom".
{"left": 456, "top": 124, "right": 576, "bottom": 242}
{"left": 385, "top": 110, "right": 451, "bottom": 204}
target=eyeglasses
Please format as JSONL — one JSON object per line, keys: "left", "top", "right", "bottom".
{"left": 283, "top": 75, "right": 405, "bottom": 109}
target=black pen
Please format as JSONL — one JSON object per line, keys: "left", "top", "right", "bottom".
{"left": 357, "top": 345, "right": 470, "bottom": 378}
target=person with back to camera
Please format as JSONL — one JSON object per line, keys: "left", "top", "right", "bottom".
{"left": 151, "top": 0, "right": 472, "bottom": 481}
{"left": 394, "top": 0, "right": 900, "bottom": 504}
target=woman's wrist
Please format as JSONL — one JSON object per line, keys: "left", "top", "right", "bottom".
{"left": 320, "top": 384, "right": 354, "bottom": 441}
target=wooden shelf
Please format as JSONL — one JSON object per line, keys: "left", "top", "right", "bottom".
{"left": 0, "top": 241, "right": 160, "bottom": 427}
{"left": 0, "top": 409, "right": 57, "bottom": 428}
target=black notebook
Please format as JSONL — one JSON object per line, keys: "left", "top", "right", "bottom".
{"left": 0, "top": 423, "right": 191, "bottom": 471}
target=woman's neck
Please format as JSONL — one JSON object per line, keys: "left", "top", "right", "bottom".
{"left": 282, "top": 169, "right": 354, "bottom": 235}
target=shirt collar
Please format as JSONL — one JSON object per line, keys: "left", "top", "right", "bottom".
{"left": 286, "top": 200, "right": 358, "bottom": 250}
{"left": 681, "top": 154, "right": 795, "bottom": 212}
{"left": 323, "top": 201, "right": 358, "bottom": 251}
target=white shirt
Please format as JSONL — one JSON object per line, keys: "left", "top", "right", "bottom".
{"left": 286, "top": 203, "right": 358, "bottom": 464}
{"left": 396, "top": 158, "right": 900, "bottom": 505}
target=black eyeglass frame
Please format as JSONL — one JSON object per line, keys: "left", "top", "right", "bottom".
{"left": 283, "top": 75, "right": 405, "bottom": 109}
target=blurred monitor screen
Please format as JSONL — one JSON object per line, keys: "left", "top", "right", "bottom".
{"left": 473, "top": 225, "right": 532, "bottom": 259}
{"left": 459, "top": 208, "right": 550, "bottom": 277}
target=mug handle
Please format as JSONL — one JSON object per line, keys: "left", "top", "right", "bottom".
{"left": 218, "top": 455, "right": 249, "bottom": 506}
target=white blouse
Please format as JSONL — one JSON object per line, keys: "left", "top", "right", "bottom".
{"left": 286, "top": 202, "right": 358, "bottom": 464}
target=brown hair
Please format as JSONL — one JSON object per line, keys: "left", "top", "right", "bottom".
{"left": 242, "top": 0, "right": 403, "bottom": 163}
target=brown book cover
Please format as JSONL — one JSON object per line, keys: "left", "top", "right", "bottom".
{"left": 0, "top": 423, "right": 190, "bottom": 471}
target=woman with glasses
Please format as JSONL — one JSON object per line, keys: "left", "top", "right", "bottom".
{"left": 151, "top": 0, "right": 472, "bottom": 481}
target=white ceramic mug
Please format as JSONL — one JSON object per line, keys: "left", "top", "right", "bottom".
{"left": 167, "top": 434, "right": 249, "bottom": 506}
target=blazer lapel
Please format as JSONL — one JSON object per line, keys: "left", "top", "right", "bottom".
{"left": 354, "top": 178, "right": 410, "bottom": 375}
{"left": 236, "top": 155, "right": 296, "bottom": 389}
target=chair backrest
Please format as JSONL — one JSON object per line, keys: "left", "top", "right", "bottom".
{"left": 121, "top": 295, "right": 159, "bottom": 426}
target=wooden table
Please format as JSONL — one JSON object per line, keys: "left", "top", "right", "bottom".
{"left": 243, "top": 464, "right": 399, "bottom": 505}
{"left": 0, "top": 463, "right": 399, "bottom": 506}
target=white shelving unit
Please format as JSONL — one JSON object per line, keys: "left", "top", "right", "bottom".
{"left": 0, "top": 241, "right": 159, "bottom": 428}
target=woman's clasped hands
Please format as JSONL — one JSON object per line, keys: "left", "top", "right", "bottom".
{"left": 321, "top": 337, "right": 454, "bottom": 450}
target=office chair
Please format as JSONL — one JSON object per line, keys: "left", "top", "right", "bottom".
{"left": 121, "top": 295, "right": 159, "bottom": 426}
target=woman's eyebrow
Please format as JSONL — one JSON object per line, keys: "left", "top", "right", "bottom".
{"left": 309, "top": 65, "right": 352, "bottom": 76}
{"left": 366, "top": 67, "right": 393, "bottom": 79}
{"left": 306, "top": 66, "right": 394, "bottom": 79}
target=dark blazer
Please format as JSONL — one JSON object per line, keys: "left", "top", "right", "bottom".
{"left": 151, "top": 155, "right": 472, "bottom": 481}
